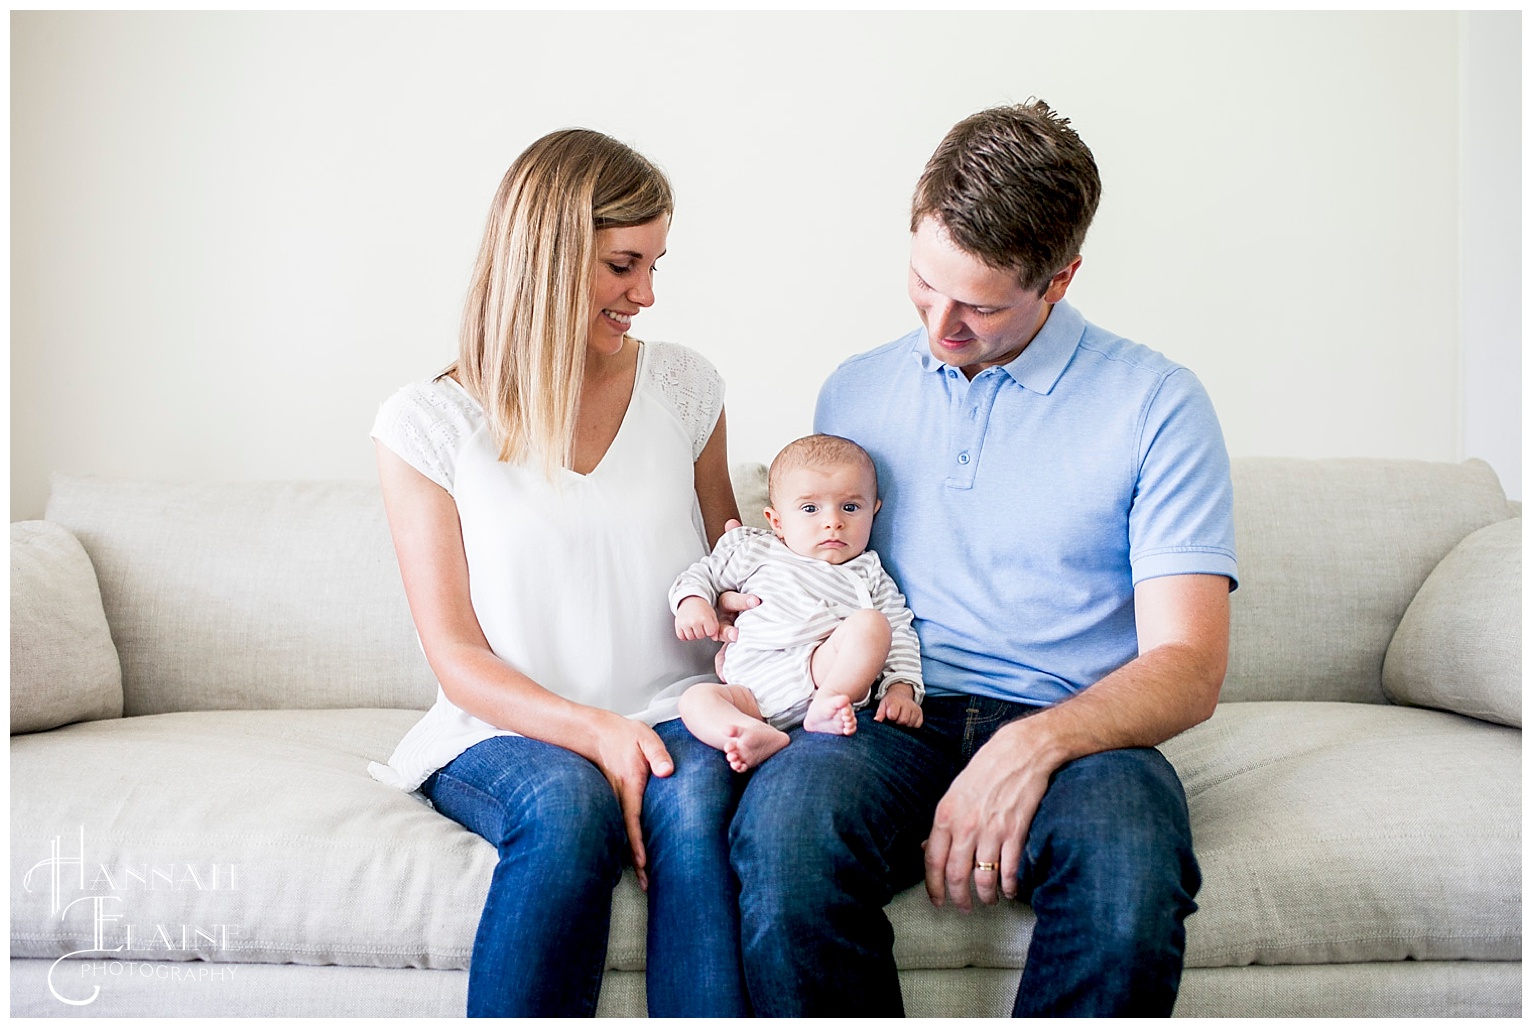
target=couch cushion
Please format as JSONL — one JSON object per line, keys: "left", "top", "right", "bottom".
{"left": 10, "top": 521, "right": 123, "bottom": 734}
{"left": 10, "top": 709, "right": 651, "bottom": 973}
{"left": 1223, "top": 458, "right": 1510, "bottom": 703}
{"left": 13, "top": 704, "right": 1517, "bottom": 975}
{"left": 44, "top": 477, "right": 437, "bottom": 715}
{"left": 13, "top": 710, "right": 479, "bottom": 969}
{"left": 1167, "top": 701, "right": 1520, "bottom": 966}
{"left": 885, "top": 702, "right": 1519, "bottom": 970}
{"left": 1383, "top": 518, "right": 1521, "bottom": 727}
{"left": 730, "top": 462, "right": 770, "bottom": 530}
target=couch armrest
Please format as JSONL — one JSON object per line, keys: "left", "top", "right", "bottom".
{"left": 10, "top": 521, "right": 124, "bottom": 733}
{"left": 1383, "top": 517, "right": 1520, "bottom": 727}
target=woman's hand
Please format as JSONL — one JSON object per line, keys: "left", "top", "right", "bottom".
{"left": 591, "top": 712, "right": 675, "bottom": 892}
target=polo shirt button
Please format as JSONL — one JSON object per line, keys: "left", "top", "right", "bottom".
{"left": 957, "top": 451, "right": 970, "bottom": 465}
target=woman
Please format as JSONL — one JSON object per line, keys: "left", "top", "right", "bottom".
{"left": 367, "top": 128, "right": 747, "bottom": 1016}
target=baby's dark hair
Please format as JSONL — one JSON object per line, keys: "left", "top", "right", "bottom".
{"left": 767, "top": 434, "right": 878, "bottom": 507}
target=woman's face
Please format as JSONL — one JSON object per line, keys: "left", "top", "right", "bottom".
{"left": 589, "top": 217, "right": 669, "bottom": 356}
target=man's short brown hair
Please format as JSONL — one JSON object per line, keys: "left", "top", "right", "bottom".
{"left": 767, "top": 434, "right": 878, "bottom": 508}
{"left": 911, "top": 100, "right": 1102, "bottom": 295}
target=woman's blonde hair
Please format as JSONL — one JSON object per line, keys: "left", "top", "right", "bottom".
{"left": 448, "top": 129, "right": 673, "bottom": 473}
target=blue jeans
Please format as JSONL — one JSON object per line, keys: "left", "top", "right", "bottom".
{"left": 643, "top": 711, "right": 947, "bottom": 1016}
{"left": 643, "top": 696, "right": 1199, "bottom": 1017}
{"left": 421, "top": 735, "right": 626, "bottom": 1017}
{"left": 922, "top": 695, "right": 1201, "bottom": 1016}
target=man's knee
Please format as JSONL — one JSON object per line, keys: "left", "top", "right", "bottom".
{"left": 1027, "top": 748, "right": 1200, "bottom": 923}
{"left": 731, "top": 719, "right": 947, "bottom": 900}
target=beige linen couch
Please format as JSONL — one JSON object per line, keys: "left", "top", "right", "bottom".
{"left": 10, "top": 457, "right": 1521, "bottom": 1017}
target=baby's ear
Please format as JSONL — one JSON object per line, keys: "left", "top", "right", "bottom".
{"left": 873, "top": 498, "right": 882, "bottom": 515}
{"left": 763, "top": 506, "right": 783, "bottom": 537}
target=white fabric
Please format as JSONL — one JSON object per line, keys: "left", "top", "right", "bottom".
{"left": 8, "top": 959, "right": 1522, "bottom": 1018}
{"left": 12, "top": 703, "right": 1516, "bottom": 979}
{"left": 1383, "top": 517, "right": 1521, "bottom": 726}
{"left": 44, "top": 478, "right": 437, "bottom": 715}
{"left": 366, "top": 341, "right": 723, "bottom": 790}
{"left": 10, "top": 521, "right": 123, "bottom": 733}
{"left": 669, "top": 526, "right": 923, "bottom": 727}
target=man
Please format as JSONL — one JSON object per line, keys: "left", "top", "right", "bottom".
{"left": 646, "top": 100, "right": 1236, "bottom": 1018}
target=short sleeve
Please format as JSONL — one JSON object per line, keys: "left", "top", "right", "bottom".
{"left": 370, "top": 378, "right": 483, "bottom": 496}
{"left": 1129, "top": 368, "right": 1239, "bottom": 588}
{"left": 644, "top": 341, "right": 725, "bottom": 460}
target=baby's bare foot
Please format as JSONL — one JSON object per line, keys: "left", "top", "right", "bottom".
{"left": 722, "top": 722, "right": 790, "bottom": 772}
{"left": 803, "top": 692, "right": 857, "bottom": 736}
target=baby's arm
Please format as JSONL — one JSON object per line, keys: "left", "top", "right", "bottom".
{"left": 866, "top": 555, "right": 925, "bottom": 726}
{"left": 675, "top": 595, "right": 722, "bottom": 641}
{"left": 874, "top": 681, "right": 923, "bottom": 727}
{"left": 670, "top": 527, "right": 756, "bottom": 642}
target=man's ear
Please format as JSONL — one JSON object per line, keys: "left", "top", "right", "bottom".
{"left": 1043, "top": 256, "right": 1083, "bottom": 304}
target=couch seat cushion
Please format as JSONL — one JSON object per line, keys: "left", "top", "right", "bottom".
{"left": 886, "top": 701, "right": 1519, "bottom": 970}
{"left": 13, "top": 703, "right": 1518, "bottom": 975}
{"left": 1170, "top": 701, "right": 1519, "bottom": 966}
{"left": 13, "top": 710, "right": 486, "bottom": 970}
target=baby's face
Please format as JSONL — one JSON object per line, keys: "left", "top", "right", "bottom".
{"left": 764, "top": 463, "right": 880, "bottom": 565}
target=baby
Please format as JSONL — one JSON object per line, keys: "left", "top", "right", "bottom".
{"left": 671, "top": 434, "right": 923, "bottom": 771}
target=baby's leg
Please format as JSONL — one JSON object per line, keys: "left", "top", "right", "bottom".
{"left": 803, "top": 610, "right": 893, "bottom": 736}
{"left": 678, "top": 682, "right": 791, "bottom": 772}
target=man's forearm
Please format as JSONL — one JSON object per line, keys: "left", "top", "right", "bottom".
{"left": 1000, "top": 640, "right": 1223, "bottom": 775}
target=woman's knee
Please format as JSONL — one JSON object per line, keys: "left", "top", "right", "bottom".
{"left": 497, "top": 754, "right": 625, "bottom": 866}
{"left": 643, "top": 724, "right": 739, "bottom": 842}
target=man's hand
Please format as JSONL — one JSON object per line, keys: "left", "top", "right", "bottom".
{"left": 873, "top": 681, "right": 924, "bottom": 727}
{"left": 922, "top": 574, "right": 1230, "bottom": 914}
{"left": 675, "top": 595, "right": 723, "bottom": 641}
{"left": 924, "top": 717, "right": 1059, "bottom": 913}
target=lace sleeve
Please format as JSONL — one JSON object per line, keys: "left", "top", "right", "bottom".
{"left": 370, "top": 378, "right": 482, "bottom": 495}
{"left": 645, "top": 341, "right": 725, "bottom": 460}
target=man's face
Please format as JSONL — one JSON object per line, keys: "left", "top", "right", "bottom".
{"left": 907, "top": 217, "right": 1079, "bottom": 379}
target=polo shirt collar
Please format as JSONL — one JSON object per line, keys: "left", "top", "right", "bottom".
{"left": 909, "top": 298, "right": 1085, "bottom": 396}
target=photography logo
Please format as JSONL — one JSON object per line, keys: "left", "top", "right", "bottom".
{"left": 22, "top": 827, "right": 241, "bottom": 1007}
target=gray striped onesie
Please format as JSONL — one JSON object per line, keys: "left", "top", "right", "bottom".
{"left": 670, "top": 526, "right": 924, "bottom": 730}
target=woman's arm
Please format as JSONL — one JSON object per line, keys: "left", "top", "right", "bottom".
{"left": 376, "top": 441, "right": 673, "bottom": 886}
{"left": 693, "top": 407, "right": 741, "bottom": 548}
{"left": 691, "top": 407, "right": 759, "bottom": 636}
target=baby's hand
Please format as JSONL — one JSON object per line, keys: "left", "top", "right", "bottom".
{"left": 874, "top": 682, "right": 924, "bottom": 728}
{"left": 675, "top": 595, "right": 722, "bottom": 641}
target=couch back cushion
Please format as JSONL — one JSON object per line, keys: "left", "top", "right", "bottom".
{"left": 46, "top": 476, "right": 435, "bottom": 715}
{"left": 11, "top": 520, "right": 124, "bottom": 732}
{"left": 1382, "top": 517, "right": 1521, "bottom": 725}
{"left": 1223, "top": 458, "right": 1511, "bottom": 703}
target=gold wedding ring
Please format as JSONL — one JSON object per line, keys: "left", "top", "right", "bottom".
{"left": 975, "top": 861, "right": 999, "bottom": 872}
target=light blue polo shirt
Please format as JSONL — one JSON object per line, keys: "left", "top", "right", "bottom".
{"left": 814, "top": 299, "right": 1237, "bottom": 707}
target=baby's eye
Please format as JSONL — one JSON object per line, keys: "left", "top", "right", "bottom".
{"left": 800, "top": 504, "right": 819, "bottom": 514}
{"left": 842, "top": 503, "right": 861, "bottom": 513}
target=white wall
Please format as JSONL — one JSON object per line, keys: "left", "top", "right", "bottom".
{"left": 1459, "top": 11, "right": 1522, "bottom": 500}
{"left": 11, "top": 11, "right": 1521, "bottom": 520}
